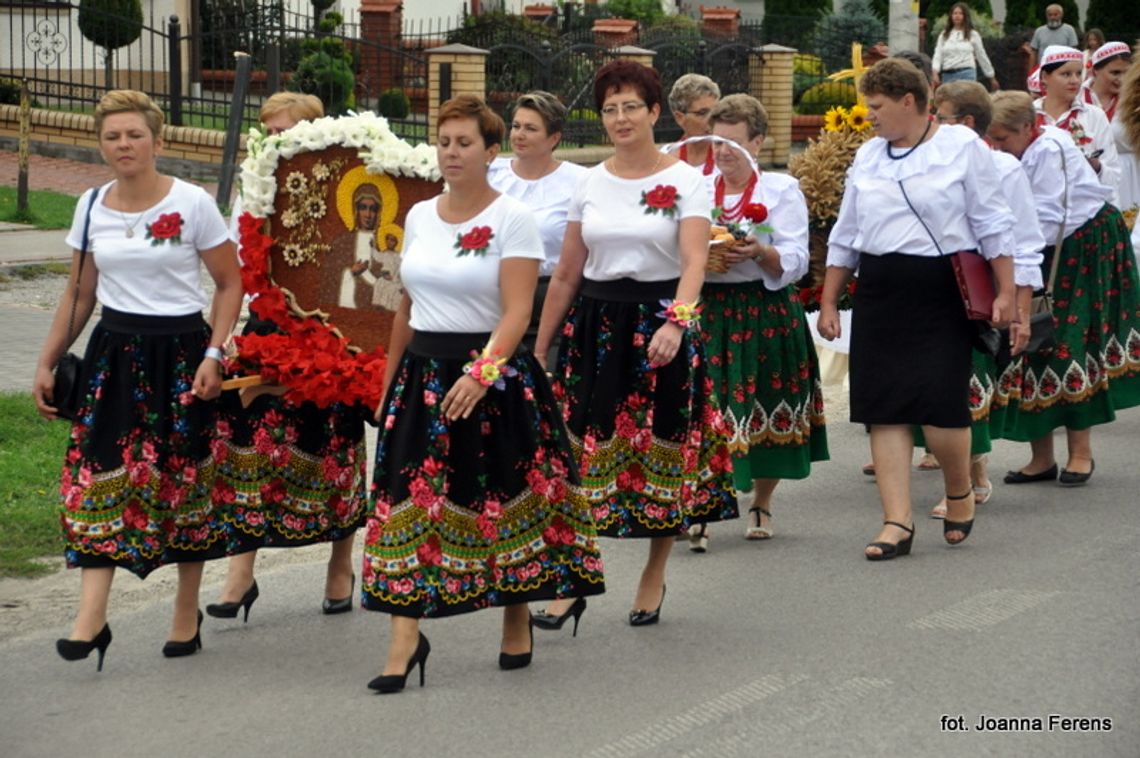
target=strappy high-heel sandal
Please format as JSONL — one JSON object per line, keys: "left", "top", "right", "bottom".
{"left": 745, "top": 507, "right": 773, "bottom": 540}
{"left": 943, "top": 491, "right": 975, "bottom": 545}
{"left": 688, "top": 523, "right": 709, "bottom": 553}
{"left": 865, "top": 520, "right": 914, "bottom": 561}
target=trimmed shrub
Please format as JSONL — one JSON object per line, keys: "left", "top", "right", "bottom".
{"left": 1085, "top": 0, "right": 1136, "bottom": 39}
{"left": 814, "top": 0, "right": 888, "bottom": 73}
{"left": 377, "top": 88, "right": 410, "bottom": 119}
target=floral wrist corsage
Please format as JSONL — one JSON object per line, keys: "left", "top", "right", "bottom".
{"left": 657, "top": 299, "right": 703, "bottom": 329}
{"left": 463, "top": 347, "right": 518, "bottom": 390}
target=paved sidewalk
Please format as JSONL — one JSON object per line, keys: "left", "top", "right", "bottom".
{"left": 0, "top": 151, "right": 220, "bottom": 197}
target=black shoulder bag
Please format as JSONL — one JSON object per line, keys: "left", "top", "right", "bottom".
{"left": 52, "top": 187, "right": 101, "bottom": 421}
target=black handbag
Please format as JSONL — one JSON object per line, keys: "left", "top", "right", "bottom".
{"left": 52, "top": 187, "right": 101, "bottom": 421}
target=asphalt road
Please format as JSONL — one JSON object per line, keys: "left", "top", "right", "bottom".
{"left": 1, "top": 407, "right": 1137, "bottom": 758}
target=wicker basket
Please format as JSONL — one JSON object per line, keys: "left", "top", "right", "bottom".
{"left": 707, "top": 239, "right": 731, "bottom": 274}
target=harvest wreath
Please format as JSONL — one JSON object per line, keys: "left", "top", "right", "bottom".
{"left": 225, "top": 114, "right": 441, "bottom": 409}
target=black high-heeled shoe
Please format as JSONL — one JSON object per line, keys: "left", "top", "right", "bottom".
{"left": 322, "top": 574, "right": 355, "bottom": 615}
{"left": 205, "top": 580, "right": 259, "bottom": 623}
{"left": 531, "top": 597, "right": 587, "bottom": 636}
{"left": 629, "top": 584, "right": 666, "bottom": 627}
{"left": 499, "top": 620, "right": 534, "bottom": 670}
{"left": 943, "top": 491, "right": 975, "bottom": 545}
{"left": 56, "top": 623, "right": 112, "bottom": 672}
{"left": 163, "top": 610, "right": 203, "bottom": 658}
{"left": 865, "top": 520, "right": 914, "bottom": 561}
{"left": 368, "top": 632, "right": 431, "bottom": 693}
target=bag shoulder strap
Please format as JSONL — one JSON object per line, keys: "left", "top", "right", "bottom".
{"left": 897, "top": 179, "right": 945, "bottom": 256}
{"left": 65, "top": 187, "right": 102, "bottom": 346}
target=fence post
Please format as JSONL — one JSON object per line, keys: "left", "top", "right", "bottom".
{"left": 427, "top": 44, "right": 489, "bottom": 144}
{"left": 751, "top": 44, "right": 795, "bottom": 167}
{"left": 168, "top": 16, "right": 183, "bottom": 127}
{"left": 612, "top": 45, "right": 656, "bottom": 69}
{"left": 267, "top": 43, "right": 281, "bottom": 95}
{"left": 217, "top": 52, "right": 252, "bottom": 210}
{"left": 697, "top": 39, "right": 707, "bottom": 76}
{"left": 17, "top": 79, "right": 31, "bottom": 216}
{"left": 540, "top": 40, "right": 552, "bottom": 92}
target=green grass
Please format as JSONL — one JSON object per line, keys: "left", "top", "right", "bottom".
{"left": 0, "top": 392, "right": 69, "bottom": 576}
{"left": 0, "top": 186, "right": 79, "bottom": 230}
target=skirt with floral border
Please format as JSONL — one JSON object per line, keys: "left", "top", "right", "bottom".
{"left": 60, "top": 308, "right": 227, "bottom": 578}
{"left": 998, "top": 204, "right": 1140, "bottom": 439}
{"left": 362, "top": 331, "right": 605, "bottom": 619}
{"left": 701, "top": 280, "right": 829, "bottom": 491}
{"left": 213, "top": 317, "right": 369, "bottom": 554}
{"left": 552, "top": 278, "right": 739, "bottom": 538}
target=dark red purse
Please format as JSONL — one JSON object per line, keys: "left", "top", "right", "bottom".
{"left": 949, "top": 250, "right": 996, "bottom": 320}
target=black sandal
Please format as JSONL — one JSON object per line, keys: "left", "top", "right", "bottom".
{"left": 943, "top": 491, "right": 975, "bottom": 545}
{"left": 745, "top": 507, "right": 773, "bottom": 540}
{"left": 865, "top": 520, "right": 914, "bottom": 561}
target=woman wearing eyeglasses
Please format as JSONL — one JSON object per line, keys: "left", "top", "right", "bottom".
{"left": 666, "top": 73, "right": 720, "bottom": 179}
{"left": 535, "top": 61, "right": 736, "bottom": 627}
{"left": 208, "top": 92, "right": 370, "bottom": 624}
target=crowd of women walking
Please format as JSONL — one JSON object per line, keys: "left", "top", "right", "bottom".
{"left": 31, "top": 38, "right": 1140, "bottom": 691}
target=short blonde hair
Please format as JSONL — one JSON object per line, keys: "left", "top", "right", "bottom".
{"left": 708, "top": 93, "right": 769, "bottom": 139}
{"left": 990, "top": 91, "right": 1036, "bottom": 131}
{"left": 668, "top": 73, "right": 720, "bottom": 113}
{"left": 260, "top": 92, "right": 324, "bottom": 124}
{"left": 94, "top": 89, "right": 164, "bottom": 138}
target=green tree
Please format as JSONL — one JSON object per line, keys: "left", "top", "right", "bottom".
{"left": 605, "top": 0, "right": 665, "bottom": 25}
{"left": 77, "top": 0, "right": 143, "bottom": 90}
{"left": 926, "top": 0, "right": 994, "bottom": 23}
{"left": 814, "top": 0, "right": 888, "bottom": 73}
{"left": 289, "top": 9, "right": 354, "bottom": 115}
{"left": 1003, "top": 0, "right": 1081, "bottom": 32}
{"left": 1085, "top": 0, "right": 1135, "bottom": 38}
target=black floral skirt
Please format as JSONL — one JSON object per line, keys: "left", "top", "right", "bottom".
{"left": 60, "top": 308, "right": 227, "bottom": 578}
{"left": 213, "top": 317, "right": 369, "bottom": 554}
{"left": 362, "top": 331, "right": 605, "bottom": 618}
{"left": 552, "top": 278, "right": 739, "bottom": 538}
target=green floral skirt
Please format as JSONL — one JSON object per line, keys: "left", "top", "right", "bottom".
{"left": 999, "top": 204, "right": 1140, "bottom": 439}
{"left": 702, "top": 281, "right": 829, "bottom": 491}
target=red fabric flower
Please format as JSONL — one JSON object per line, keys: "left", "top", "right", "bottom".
{"left": 455, "top": 226, "right": 494, "bottom": 257}
{"left": 743, "top": 203, "right": 768, "bottom": 223}
{"left": 643, "top": 184, "right": 679, "bottom": 210}
{"left": 416, "top": 535, "right": 443, "bottom": 567}
{"left": 145, "top": 212, "right": 184, "bottom": 245}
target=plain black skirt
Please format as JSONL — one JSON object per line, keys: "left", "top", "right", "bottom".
{"left": 850, "top": 254, "right": 973, "bottom": 428}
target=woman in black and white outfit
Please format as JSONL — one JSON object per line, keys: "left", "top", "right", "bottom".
{"left": 817, "top": 59, "right": 1017, "bottom": 560}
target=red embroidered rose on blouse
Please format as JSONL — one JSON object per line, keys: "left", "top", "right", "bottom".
{"left": 455, "top": 225, "right": 494, "bottom": 257}
{"left": 640, "top": 185, "right": 681, "bottom": 217}
{"left": 145, "top": 212, "right": 184, "bottom": 246}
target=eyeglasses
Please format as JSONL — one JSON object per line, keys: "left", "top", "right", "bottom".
{"left": 935, "top": 113, "right": 963, "bottom": 124}
{"left": 685, "top": 108, "right": 713, "bottom": 118}
{"left": 600, "top": 102, "right": 647, "bottom": 118}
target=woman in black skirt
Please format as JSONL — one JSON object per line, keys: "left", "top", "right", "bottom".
{"left": 361, "top": 96, "right": 604, "bottom": 693}
{"left": 209, "top": 92, "right": 369, "bottom": 622}
{"left": 535, "top": 61, "right": 737, "bottom": 624}
{"left": 33, "top": 90, "right": 243, "bottom": 667}
{"left": 817, "top": 59, "right": 1017, "bottom": 559}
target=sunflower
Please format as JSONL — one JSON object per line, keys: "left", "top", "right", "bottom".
{"left": 282, "top": 243, "right": 307, "bottom": 267}
{"left": 823, "top": 107, "right": 848, "bottom": 133}
{"left": 284, "top": 172, "right": 308, "bottom": 195}
{"left": 305, "top": 197, "right": 328, "bottom": 219}
{"left": 846, "top": 104, "right": 871, "bottom": 132}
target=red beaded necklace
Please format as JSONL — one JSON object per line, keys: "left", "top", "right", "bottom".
{"left": 678, "top": 143, "right": 716, "bottom": 175}
{"left": 713, "top": 172, "right": 758, "bottom": 221}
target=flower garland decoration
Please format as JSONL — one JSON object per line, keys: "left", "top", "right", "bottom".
{"left": 145, "top": 212, "right": 183, "bottom": 246}
{"left": 788, "top": 103, "right": 874, "bottom": 312}
{"left": 640, "top": 184, "right": 681, "bottom": 217}
{"left": 454, "top": 225, "right": 494, "bottom": 257}
{"left": 463, "top": 346, "right": 517, "bottom": 389}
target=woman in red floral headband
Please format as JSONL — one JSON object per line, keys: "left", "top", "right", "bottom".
{"left": 695, "top": 93, "right": 828, "bottom": 550}
{"left": 361, "top": 95, "right": 603, "bottom": 693}
{"left": 33, "top": 90, "right": 243, "bottom": 668}
{"left": 535, "top": 60, "right": 736, "bottom": 629}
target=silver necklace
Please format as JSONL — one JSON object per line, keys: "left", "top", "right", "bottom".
{"left": 119, "top": 209, "right": 144, "bottom": 238}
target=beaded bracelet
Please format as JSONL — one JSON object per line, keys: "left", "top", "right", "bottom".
{"left": 463, "top": 347, "right": 518, "bottom": 390}
{"left": 657, "top": 299, "right": 703, "bottom": 330}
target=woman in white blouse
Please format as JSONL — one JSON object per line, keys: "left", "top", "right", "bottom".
{"left": 817, "top": 59, "right": 1017, "bottom": 560}
{"left": 33, "top": 90, "right": 242, "bottom": 667}
{"left": 488, "top": 91, "right": 586, "bottom": 366}
{"left": 931, "top": 3, "right": 999, "bottom": 91}
{"left": 1121, "top": 57, "right": 1140, "bottom": 226}
{"left": 1035, "top": 45, "right": 1121, "bottom": 200}
{"left": 696, "top": 93, "right": 828, "bottom": 548}
{"left": 1084, "top": 44, "right": 1138, "bottom": 223}
{"left": 536, "top": 60, "right": 736, "bottom": 626}
{"left": 987, "top": 92, "right": 1140, "bottom": 487}
{"left": 362, "top": 96, "right": 603, "bottom": 693}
